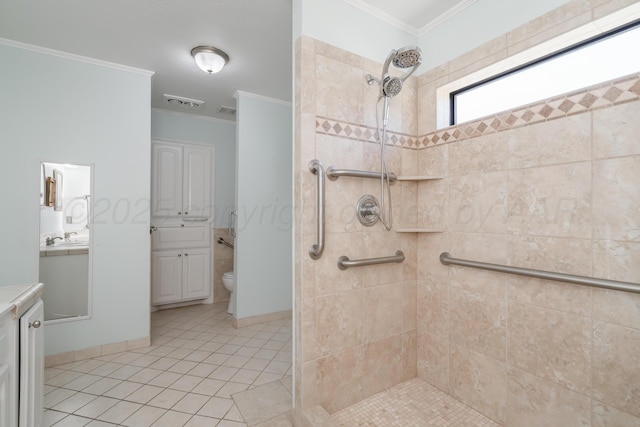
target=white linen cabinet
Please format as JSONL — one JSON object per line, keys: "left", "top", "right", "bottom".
{"left": 151, "top": 140, "right": 214, "bottom": 307}
{"left": 151, "top": 141, "right": 212, "bottom": 220}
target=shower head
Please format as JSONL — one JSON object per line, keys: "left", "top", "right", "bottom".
{"left": 382, "top": 76, "right": 403, "bottom": 97}
{"left": 380, "top": 46, "right": 423, "bottom": 98}
{"left": 393, "top": 46, "right": 422, "bottom": 68}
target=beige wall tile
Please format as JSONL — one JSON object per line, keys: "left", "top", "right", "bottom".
{"left": 593, "top": 102, "right": 640, "bottom": 159}
{"left": 592, "top": 0, "right": 640, "bottom": 19}
{"left": 417, "top": 280, "right": 448, "bottom": 337}
{"left": 315, "top": 55, "right": 364, "bottom": 124}
{"left": 508, "top": 302, "right": 591, "bottom": 394}
{"left": 593, "top": 321, "right": 640, "bottom": 417}
{"left": 362, "top": 284, "right": 403, "bottom": 343}
{"left": 592, "top": 287, "right": 640, "bottom": 330}
{"left": 361, "top": 230, "right": 403, "bottom": 287}
{"left": 297, "top": 48, "right": 316, "bottom": 115}
{"left": 417, "top": 144, "right": 448, "bottom": 177}
{"left": 402, "top": 280, "right": 417, "bottom": 332}
{"left": 592, "top": 240, "right": 640, "bottom": 283}
{"left": 450, "top": 287, "right": 506, "bottom": 361}
{"left": 363, "top": 335, "right": 403, "bottom": 397}
{"left": 417, "top": 331, "right": 449, "bottom": 393}
{"left": 402, "top": 330, "right": 417, "bottom": 381}
{"left": 401, "top": 234, "right": 418, "bottom": 281}
{"left": 592, "top": 401, "right": 640, "bottom": 427}
{"left": 316, "top": 346, "right": 364, "bottom": 413}
{"left": 449, "top": 172, "right": 507, "bottom": 234}
{"left": 417, "top": 233, "right": 449, "bottom": 282}
{"left": 593, "top": 156, "right": 640, "bottom": 242}
{"left": 507, "top": 235, "right": 592, "bottom": 276}
{"left": 507, "top": 113, "right": 591, "bottom": 170}
{"left": 506, "top": 366, "right": 591, "bottom": 427}
{"left": 418, "top": 177, "right": 449, "bottom": 230}
{"left": 449, "top": 132, "right": 508, "bottom": 176}
{"left": 301, "top": 297, "right": 316, "bottom": 362}
{"left": 315, "top": 289, "right": 363, "bottom": 356}
{"left": 315, "top": 232, "right": 363, "bottom": 296}
{"left": 449, "top": 232, "right": 507, "bottom": 298}
{"left": 507, "top": 277, "right": 591, "bottom": 317}
{"left": 450, "top": 345, "right": 507, "bottom": 424}
{"left": 507, "top": 162, "right": 592, "bottom": 238}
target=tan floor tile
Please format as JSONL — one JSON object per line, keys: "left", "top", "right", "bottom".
{"left": 197, "top": 396, "right": 235, "bottom": 418}
{"left": 96, "top": 400, "right": 142, "bottom": 424}
{"left": 172, "top": 393, "right": 210, "bottom": 414}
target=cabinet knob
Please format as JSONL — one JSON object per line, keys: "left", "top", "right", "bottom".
{"left": 178, "top": 212, "right": 182, "bottom": 215}
{"left": 184, "top": 212, "right": 189, "bottom": 215}
{"left": 30, "top": 320, "right": 42, "bottom": 329}
{"left": 185, "top": 253, "right": 189, "bottom": 256}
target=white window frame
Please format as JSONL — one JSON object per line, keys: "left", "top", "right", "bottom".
{"left": 436, "top": 2, "right": 640, "bottom": 130}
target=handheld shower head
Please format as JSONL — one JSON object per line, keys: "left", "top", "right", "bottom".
{"left": 380, "top": 46, "right": 423, "bottom": 98}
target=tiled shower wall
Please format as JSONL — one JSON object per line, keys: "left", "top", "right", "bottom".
{"left": 414, "top": 0, "right": 640, "bottom": 425}
{"left": 294, "top": 37, "right": 421, "bottom": 418}
{"left": 295, "top": 0, "right": 640, "bottom": 425}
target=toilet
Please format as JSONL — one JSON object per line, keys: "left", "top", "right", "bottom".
{"left": 222, "top": 271, "right": 236, "bottom": 315}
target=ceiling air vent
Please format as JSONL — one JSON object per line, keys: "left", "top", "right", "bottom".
{"left": 163, "top": 94, "right": 204, "bottom": 109}
{"left": 217, "top": 105, "right": 236, "bottom": 115}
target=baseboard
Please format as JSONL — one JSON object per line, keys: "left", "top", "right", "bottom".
{"left": 232, "top": 309, "right": 292, "bottom": 329}
{"left": 44, "top": 336, "right": 150, "bottom": 368}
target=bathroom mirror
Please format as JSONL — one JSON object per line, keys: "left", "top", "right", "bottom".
{"left": 39, "top": 162, "right": 93, "bottom": 323}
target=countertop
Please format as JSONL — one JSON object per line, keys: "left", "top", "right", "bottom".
{"left": 0, "top": 283, "right": 44, "bottom": 319}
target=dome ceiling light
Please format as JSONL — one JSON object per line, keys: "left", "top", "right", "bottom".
{"left": 191, "top": 46, "right": 229, "bottom": 74}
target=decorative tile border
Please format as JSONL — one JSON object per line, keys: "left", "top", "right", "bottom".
{"left": 315, "top": 117, "right": 419, "bottom": 149}
{"left": 315, "top": 73, "right": 640, "bottom": 150}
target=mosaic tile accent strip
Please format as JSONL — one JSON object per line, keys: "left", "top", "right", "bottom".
{"left": 315, "top": 117, "right": 418, "bottom": 149}
{"left": 332, "top": 378, "right": 500, "bottom": 427}
{"left": 418, "top": 73, "right": 640, "bottom": 148}
{"left": 315, "top": 74, "right": 640, "bottom": 150}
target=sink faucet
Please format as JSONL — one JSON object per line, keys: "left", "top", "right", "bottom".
{"left": 64, "top": 231, "right": 77, "bottom": 240}
{"left": 45, "top": 236, "right": 63, "bottom": 246}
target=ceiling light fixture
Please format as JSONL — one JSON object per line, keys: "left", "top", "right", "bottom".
{"left": 191, "top": 46, "right": 229, "bottom": 74}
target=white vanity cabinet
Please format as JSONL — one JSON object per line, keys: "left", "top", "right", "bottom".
{"left": 151, "top": 141, "right": 212, "bottom": 220}
{"left": 151, "top": 248, "right": 211, "bottom": 305}
{"left": 151, "top": 225, "right": 212, "bottom": 306}
{"left": 0, "top": 284, "right": 44, "bottom": 427}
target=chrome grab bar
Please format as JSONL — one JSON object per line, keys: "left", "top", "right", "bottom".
{"left": 309, "top": 159, "right": 325, "bottom": 260}
{"left": 439, "top": 252, "right": 640, "bottom": 294}
{"left": 326, "top": 166, "right": 397, "bottom": 183}
{"left": 217, "top": 237, "right": 234, "bottom": 249}
{"left": 338, "top": 250, "right": 404, "bottom": 270}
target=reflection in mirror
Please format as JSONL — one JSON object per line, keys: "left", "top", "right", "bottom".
{"left": 39, "top": 162, "right": 92, "bottom": 322}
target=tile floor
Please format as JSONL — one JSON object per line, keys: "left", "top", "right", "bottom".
{"left": 43, "top": 303, "right": 292, "bottom": 426}
{"left": 332, "top": 378, "right": 500, "bottom": 427}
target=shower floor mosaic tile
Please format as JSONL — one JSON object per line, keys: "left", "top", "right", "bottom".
{"left": 332, "top": 378, "right": 500, "bottom": 427}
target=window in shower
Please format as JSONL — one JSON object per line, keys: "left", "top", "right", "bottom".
{"left": 449, "top": 19, "right": 640, "bottom": 125}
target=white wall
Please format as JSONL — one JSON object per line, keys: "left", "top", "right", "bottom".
{"left": 151, "top": 109, "right": 236, "bottom": 229}
{"left": 0, "top": 40, "right": 152, "bottom": 356}
{"left": 234, "top": 92, "right": 292, "bottom": 319}
{"left": 296, "top": 0, "right": 570, "bottom": 72}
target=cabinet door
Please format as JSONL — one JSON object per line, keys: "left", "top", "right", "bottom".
{"left": 19, "top": 300, "right": 44, "bottom": 427}
{"left": 0, "top": 364, "right": 9, "bottom": 427}
{"left": 151, "top": 143, "right": 183, "bottom": 218}
{"left": 182, "top": 146, "right": 212, "bottom": 219}
{"left": 182, "top": 248, "right": 211, "bottom": 300}
{"left": 151, "top": 251, "right": 183, "bottom": 305}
